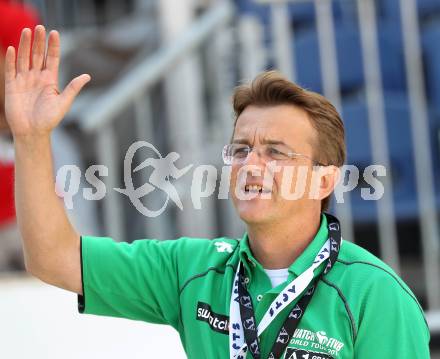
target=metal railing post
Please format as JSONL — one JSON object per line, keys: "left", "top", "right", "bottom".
{"left": 133, "top": 94, "right": 173, "bottom": 239}
{"left": 206, "top": 23, "right": 245, "bottom": 238}
{"left": 95, "top": 126, "right": 125, "bottom": 241}
{"left": 238, "top": 15, "right": 268, "bottom": 80}
{"left": 315, "top": 0, "right": 355, "bottom": 243}
{"left": 270, "top": 1, "right": 294, "bottom": 80}
{"left": 427, "top": 310, "right": 440, "bottom": 334}
{"left": 158, "top": 0, "right": 216, "bottom": 237}
{"left": 357, "top": 0, "right": 400, "bottom": 273}
{"left": 399, "top": 0, "right": 440, "bottom": 309}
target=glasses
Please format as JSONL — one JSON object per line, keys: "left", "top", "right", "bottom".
{"left": 222, "top": 143, "right": 325, "bottom": 166}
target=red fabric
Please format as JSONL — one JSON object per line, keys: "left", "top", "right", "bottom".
{"left": 0, "top": 0, "right": 40, "bottom": 54}
{"left": 0, "top": 162, "right": 15, "bottom": 226}
{"left": 0, "top": 1, "right": 39, "bottom": 225}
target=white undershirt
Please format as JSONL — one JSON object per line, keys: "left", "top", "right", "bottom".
{"left": 264, "top": 268, "right": 289, "bottom": 288}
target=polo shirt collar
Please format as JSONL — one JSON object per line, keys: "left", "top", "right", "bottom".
{"left": 238, "top": 213, "right": 328, "bottom": 277}
{"left": 288, "top": 213, "right": 328, "bottom": 276}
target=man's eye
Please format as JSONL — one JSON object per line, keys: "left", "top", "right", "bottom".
{"left": 233, "top": 147, "right": 248, "bottom": 157}
{"left": 268, "top": 147, "right": 286, "bottom": 157}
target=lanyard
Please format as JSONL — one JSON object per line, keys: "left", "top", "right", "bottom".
{"left": 229, "top": 213, "right": 341, "bottom": 359}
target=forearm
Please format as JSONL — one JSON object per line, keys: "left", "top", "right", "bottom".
{"left": 14, "top": 134, "right": 81, "bottom": 292}
{"left": 5, "top": 26, "right": 89, "bottom": 294}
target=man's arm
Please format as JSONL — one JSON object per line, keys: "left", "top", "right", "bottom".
{"left": 4, "top": 25, "right": 90, "bottom": 294}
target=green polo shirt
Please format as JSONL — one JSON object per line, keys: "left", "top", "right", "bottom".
{"left": 78, "top": 215, "right": 430, "bottom": 358}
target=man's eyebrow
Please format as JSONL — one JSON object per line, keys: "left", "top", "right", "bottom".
{"left": 231, "top": 138, "right": 289, "bottom": 146}
{"left": 260, "top": 139, "right": 288, "bottom": 146}
{"left": 231, "top": 138, "right": 250, "bottom": 144}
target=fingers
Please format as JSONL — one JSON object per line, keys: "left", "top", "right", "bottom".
{"left": 60, "top": 74, "right": 91, "bottom": 110}
{"left": 17, "top": 28, "right": 32, "bottom": 73}
{"left": 4, "top": 46, "right": 16, "bottom": 83}
{"left": 32, "top": 25, "right": 46, "bottom": 70}
{"left": 45, "top": 30, "right": 60, "bottom": 74}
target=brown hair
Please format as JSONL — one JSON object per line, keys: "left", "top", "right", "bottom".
{"left": 231, "top": 70, "right": 346, "bottom": 211}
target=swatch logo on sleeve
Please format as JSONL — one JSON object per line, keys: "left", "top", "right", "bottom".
{"left": 196, "top": 302, "right": 229, "bottom": 335}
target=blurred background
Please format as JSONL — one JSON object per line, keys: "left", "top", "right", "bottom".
{"left": 0, "top": 0, "right": 439, "bottom": 357}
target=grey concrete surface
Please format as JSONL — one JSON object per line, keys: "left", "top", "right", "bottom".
{"left": 0, "top": 275, "right": 186, "bottom": 358}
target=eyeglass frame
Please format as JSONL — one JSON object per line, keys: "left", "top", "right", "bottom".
{"left": 222, "top": 143, "right": 327, "bottom": 167}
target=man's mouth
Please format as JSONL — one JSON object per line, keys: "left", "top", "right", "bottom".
{"left": 244, "top": 184, "right": 271, "bottom": 194}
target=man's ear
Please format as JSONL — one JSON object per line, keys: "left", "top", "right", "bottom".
{"left": 309, "top": 165, "right": 340, "bottom": 200}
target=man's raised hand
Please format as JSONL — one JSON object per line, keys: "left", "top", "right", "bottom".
{"left": 4, "top": 25, "right": 90, "bottom": 138}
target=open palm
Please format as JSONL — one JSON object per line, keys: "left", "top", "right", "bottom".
{"left": 4, "top": 25, "right": 90, "bottom": 137}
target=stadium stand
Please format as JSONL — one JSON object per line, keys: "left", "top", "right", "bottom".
{"left": 235, "top": 0, "right": 440, "bottom": 227}
{"left": 341, "top": 94, "right": 433, "bottom": 224}
{"left": 235, "top": 4, "right": 440, "bottom": 330}
{"left": 292, "top": 23, "right": 406, "bottom": 96}
{"left": 378, "top": 0, "right": 440, "bottom": 21}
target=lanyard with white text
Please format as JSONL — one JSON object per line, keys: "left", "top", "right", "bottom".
{"left": 229, "top": 213, "right": 341, "bottom": 359}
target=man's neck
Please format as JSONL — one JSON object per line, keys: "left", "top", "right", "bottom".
{"left": 246, "top": 210, "right": 322, "bottom": 269}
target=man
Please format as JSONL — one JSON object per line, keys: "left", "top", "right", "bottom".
{"left": 4, "top": 25, "right": 430, "bottom": 358}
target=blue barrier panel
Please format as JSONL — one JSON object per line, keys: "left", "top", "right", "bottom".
{"left": 293, "top": 23, "right": 405, "bottom": 95}
{"left": 380, "top": 0, "right": 440, "bottom": 21}
{"left": 341, "top": 92, "right": 440, "bottom": 224}
{"left": 422, "top": 22, "right": 440, "bottom": 112}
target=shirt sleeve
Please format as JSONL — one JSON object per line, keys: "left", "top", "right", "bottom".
{"left": 354, "top": 272, "right": 431, "bottom": 358}
{"left": 78, "top": 235, "right": 181, "bottom": 330}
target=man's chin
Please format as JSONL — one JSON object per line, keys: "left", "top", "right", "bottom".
{"left": 236, "top": 206, "right": 273, "bottom": 225}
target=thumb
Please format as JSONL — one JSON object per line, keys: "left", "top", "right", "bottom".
{"left": 60, "top": 74, "right": 91, "bottom": 110}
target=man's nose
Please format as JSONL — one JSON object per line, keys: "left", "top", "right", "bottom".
{"left": 243, "top": 147, "right": 266, "bottom": 166}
